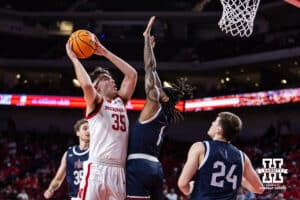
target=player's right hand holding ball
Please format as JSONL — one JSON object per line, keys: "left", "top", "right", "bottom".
{"left": 66, "top": 41, "right": 78, "bottom": 61}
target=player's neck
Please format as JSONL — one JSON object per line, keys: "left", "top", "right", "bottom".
{"left": 79, "top": 141, "right": 89, "bottom": 150}
{"left": 104, "top": 96, "right": 113, "bottom": 101}
{"left": 103, "top": 94, "right": 117, "bottom": 101}
{"left": 213, "top": 135, "right": 228, "bottom": 143}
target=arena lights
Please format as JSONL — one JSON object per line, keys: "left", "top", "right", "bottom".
{"left": 1, "top": 87, "right": 300, "bottom": 112}
{"left": 185, "top": 87, "right": 300, "bottom": 112}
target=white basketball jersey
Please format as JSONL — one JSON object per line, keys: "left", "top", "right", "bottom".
{"left": 86, "top": 96, "right": 129, "bottom": 165}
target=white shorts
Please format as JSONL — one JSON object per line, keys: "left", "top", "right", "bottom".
{"left": 78, "top": 161, "right": 126, "bottom": 200}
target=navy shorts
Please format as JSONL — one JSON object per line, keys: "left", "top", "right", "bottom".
{"left": 126, "top": 158, "right": 164, "bottom": 200}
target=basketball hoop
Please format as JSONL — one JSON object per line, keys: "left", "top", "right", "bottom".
{"left": 218, "top": 0, "right": 261, "bottom": 37}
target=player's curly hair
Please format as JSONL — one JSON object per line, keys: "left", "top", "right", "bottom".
{"left": 90, "top": 67, "right": 112, "bottom": 83}
{"left": 162, "top": 77, "right": 196, "bottom": 123}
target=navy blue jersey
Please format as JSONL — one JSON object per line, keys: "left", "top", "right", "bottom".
{"left": 191, "top": 141, "right": 244, "bottom": 200}
{"left": 126, "top": 105, "right": 169, "bottom": 200}
{"left": 66, "top": 145, "right": 89, "bottom": 197}
{"left": 128, "top": 105, "right": 170, "bottom": 158}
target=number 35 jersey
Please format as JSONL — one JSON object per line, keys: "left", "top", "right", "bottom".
{"left": 86, "top": 96, "right": 129, "bottom": 165}
{"left": 191, "top": 140, "right": 245, "bottom": 200}
{"left": 66, "top": 145, "right": 89, "bottom": 197}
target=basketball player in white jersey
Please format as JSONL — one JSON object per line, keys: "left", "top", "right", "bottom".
{"left": 66, "top": 33, "right": 137, "bottom": 200}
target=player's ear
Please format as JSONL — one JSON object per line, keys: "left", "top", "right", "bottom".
{"left": 93, "top": 80, "right": 98, "bottom": 89}
{"left": 217, "top": 126, "right": 223, "bottom": 135}
{"left": 159, "top": 88, "right": 168, "bottom": 102}
{"left": 161, "top": 95, "right": 169, "bottom": 103}
{"left": 76, "top": 130, "right": 80, "bottom": 137}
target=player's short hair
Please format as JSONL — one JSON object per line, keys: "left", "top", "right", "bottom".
{"left": 217, "top": 112, "right": 242, "bottom": 141}
{"left": 90, "top": 67, "right": 112, "bottom": 83}
{"left": 74, "top": 119, "right": 88, "bottom": 132}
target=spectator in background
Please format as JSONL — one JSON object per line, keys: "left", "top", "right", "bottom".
{"left": 166, "top": 188, "right": 178, "bottom": 200}
{"left": 17, "top": 189, "right": 29, "bottom": 200}
{"left": 244, "top": 190, "right": 256, "bottom": 199}
{"left": 237, "top": 188, "right": 246, "bottom": 200}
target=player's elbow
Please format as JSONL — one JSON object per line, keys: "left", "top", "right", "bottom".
{"left": 129, "top": 69, "right": 137, "bottom": 81}
{"left": 177, "top": 180, "right": 184, "bottom": 190}
{"left": 81, "top": 83, "right": 93, "bottom": 90}
{"left": 255, "top": 184, "right": 265, "bottom": 194}
{"left": 249, "top": 182, "right": 265, "bottom": 194}
{"left": 177, "top": 179, "right": 188, "bottom": 194}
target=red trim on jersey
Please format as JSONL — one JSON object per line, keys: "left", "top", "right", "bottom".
{"left": 85, "top": 100, "right": 103, "bottom": 119}
{"left": 82, "top": 163, "right": 92, "bottom": 200}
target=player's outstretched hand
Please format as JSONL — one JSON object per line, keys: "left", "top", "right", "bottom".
{"left": 92, "top": 34, "right": 108, "bottom": 56}
{"left": 143, "top": 16, "right": 155, "bottom": 37}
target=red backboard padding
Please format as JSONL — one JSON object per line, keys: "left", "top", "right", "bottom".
{"left": 285, "top": 0, "right": 300, "bottom": 8}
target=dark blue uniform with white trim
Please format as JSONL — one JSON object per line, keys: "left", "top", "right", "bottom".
{"left": 66, "top": 145, "right": 89, "bottom": 198}
{"left": 126, "top": 105, "right": 170, "bottom": 200}
{"left": 191, "top": 140, "right": 244, "bottom": 200}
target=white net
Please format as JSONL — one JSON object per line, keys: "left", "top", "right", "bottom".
{"left": 218, "top": 0, "right": 261, "bottom": 37}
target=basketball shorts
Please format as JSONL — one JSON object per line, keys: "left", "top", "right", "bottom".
{"left": 78, "top": 160, "right": 126, "bottom": 200}
{"left": 126, "top": 154, "right": 164, "bottom": 200}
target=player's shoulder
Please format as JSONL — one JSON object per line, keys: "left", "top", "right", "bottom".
{"left": 191, "top": 141, "right": 204, "bottom": 147}
{"left": 114, "top": 95, "right": 127, "bottom": 105}
{"left": 228, "top": 143, "right": 245, "bottom": 161}
{"left": 228, "top": 143, "right": 243, "bottom": 152}
{"left": 190, "top": 141, "right": 206, "bottom": 154}
{"left": 66, "top": 145, "right": 79, "bottom": 154}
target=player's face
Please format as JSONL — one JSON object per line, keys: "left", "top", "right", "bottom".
{"left": 78, "top": 122, "right": 90, "bottom": 142}
{"left": 94, "top": 75, "right": 118, "bottom": 98}
{"left": 207, "top": 117, "right": 221, "bottom": 138}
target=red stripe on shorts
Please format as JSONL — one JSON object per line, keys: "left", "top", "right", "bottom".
{"left": 82, "top": 163, "right": 92, "bottom": 200}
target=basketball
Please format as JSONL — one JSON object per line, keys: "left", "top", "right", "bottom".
{"left": 68, "top": 30, "right": 97, "bottom": 59}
